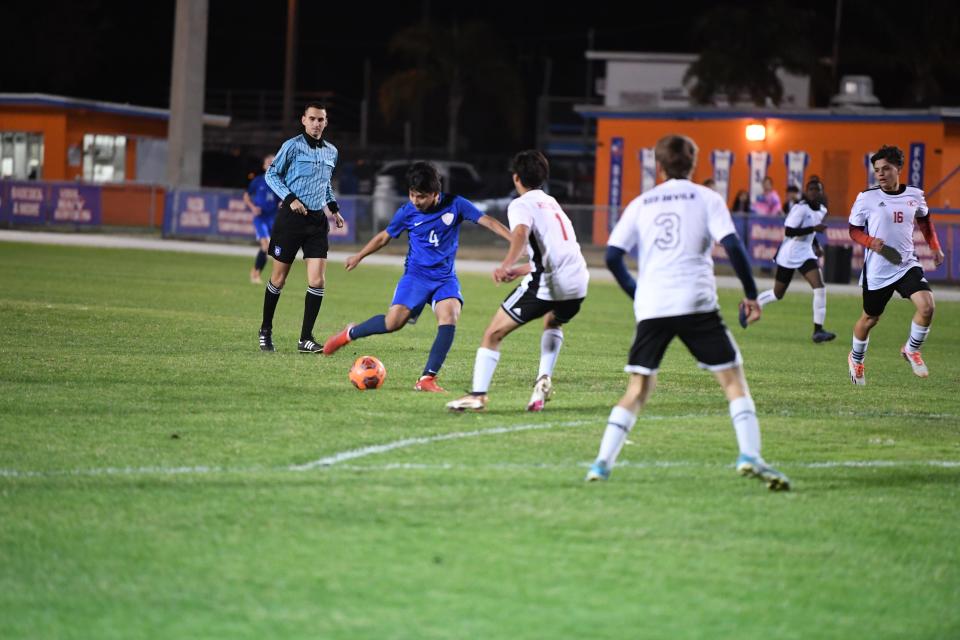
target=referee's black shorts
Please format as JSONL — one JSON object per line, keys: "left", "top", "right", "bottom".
{"left": 268, "top": 201, "right": 330, "bottom": 263}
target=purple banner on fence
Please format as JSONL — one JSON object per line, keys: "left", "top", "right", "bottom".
{"left": 712, "top": 214, "right": 749, "bottom": 265}
{"left": 952, "top": 225, "right": 960, "bottom": 281}
{"left": 50, "top": 184, "right": 101, "bottom": 225}
{"left": 746, "top": 216, "right": 785, "bottom": 268}
{"left": 2, "top": 181, "right": 47, "bottom": 224}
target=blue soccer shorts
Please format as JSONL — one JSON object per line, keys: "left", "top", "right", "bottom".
{"left": 253, "top": 213, "right": 275, "bottom": 241}
{"left": 391, "top": 273, "right": 463, "bottom": 324}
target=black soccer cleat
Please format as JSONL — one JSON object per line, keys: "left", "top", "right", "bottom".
{"left": 259, "top": 329, "right": 275, "bottom": 352}
{"left": 298, "top": 337, "right": 322, "bottom": 353}
{"left": 812, "top": 329, "right": 836, "bottom": 343}
{"left": 738, "top": 301, "right": 749, "bottom": 329}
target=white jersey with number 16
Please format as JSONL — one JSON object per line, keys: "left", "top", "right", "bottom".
{"left": 608, "top": 179, "right": 736, "bottom": 322}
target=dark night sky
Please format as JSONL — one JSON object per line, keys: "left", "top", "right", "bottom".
{"left": 3, "top": 0, "right": 828, "bottom": 105}
{"left": 3, "top": 0, "right": 958, "bottom": 143}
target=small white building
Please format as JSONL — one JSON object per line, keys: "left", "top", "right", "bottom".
{"left": 587, "top": 51, "right": 811, "bottom": 109}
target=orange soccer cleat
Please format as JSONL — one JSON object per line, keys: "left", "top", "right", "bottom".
{"left": 900, "top": 346, "right": 929, "bottom": 378}
{"left": 322, "top": 324, "right": 354, "bottom": 356}
{"left": 414, "top": 374, "right": 445, "bottom": 393}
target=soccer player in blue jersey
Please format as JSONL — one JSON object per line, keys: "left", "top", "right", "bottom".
{"left": 323, "top": 161, "right": 512, "bottom": 392}
{"left": 245, "top": 153, "right": 278, "bottom": 284}
{"left": 258, "top": 103, "right": 344, "bottom": 353}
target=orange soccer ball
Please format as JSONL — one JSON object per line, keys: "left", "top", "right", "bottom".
{"left": 349, "top": 355, "right": 387, "bottom": 390}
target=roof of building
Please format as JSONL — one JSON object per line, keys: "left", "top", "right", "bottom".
{"left": 0, "top": 93, "right": 230, "bottom": 127}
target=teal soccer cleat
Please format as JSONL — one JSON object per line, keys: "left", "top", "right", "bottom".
{"left": 736, "top": 454, "right": 791, "bottom": 491}
{"left": 585, "top": 461, "right": 611, "bottom": 482}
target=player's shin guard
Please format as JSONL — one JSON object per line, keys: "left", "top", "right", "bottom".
{"left": 537, "top": 328, "right": 564, "bottom": 379}
{"left": 595, "top": 406, "right": 637, "bottom": 467}
{"left": 254, "top": 250, "right": 267, "bottom": 272}
{"left": 905, "top": 321, "right": 930, "bottom": 353}
{"left": 757, "top": 289, "right": 778, "bottom": 307}
{"left": 261, "top": 280, "right": 283, "bottom": 330}
{"left": 423, "top": 324, "right": 456, "bottom": 376}
{"left": 301, "top": 286, "right": 324, "bottom": 340}
{"left": 813, "top": 287, "right": 826, "bottom": 325}
{"left": 471, "top": 347, "right": 500, "bottom": 394}
{"left": 729, "top": 396, "right": 761, "bottom": 459}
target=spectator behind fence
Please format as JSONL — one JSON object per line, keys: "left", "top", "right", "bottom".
{"left": 782, "top": 184, "right": 800, "bottom": 215}
{"left": 753, "top": 177, "right": 782, "bottom": 216}
{"left": 731, "top": 189, "right": 751, "bottom": 214}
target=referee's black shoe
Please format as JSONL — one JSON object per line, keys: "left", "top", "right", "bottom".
{"left": 298, "top": 337, "right": 323, "bottom": 353}
{"left": 259, "top": 329, "right": 275, "bottom": 352}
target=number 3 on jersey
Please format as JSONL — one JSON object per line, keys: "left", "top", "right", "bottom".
{"left": 654, "top": 212, "right": 681, "bottom": 250}
{"left": 428, "top": 229, "right": 440, "bottom": 247}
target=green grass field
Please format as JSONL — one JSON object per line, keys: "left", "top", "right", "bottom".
{"left": 1, "top": 241, "right": 958, "bottom": 639}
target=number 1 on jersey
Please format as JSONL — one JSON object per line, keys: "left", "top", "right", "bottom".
{"left": 554, "top": 213, "right": 569, "bottom": 241}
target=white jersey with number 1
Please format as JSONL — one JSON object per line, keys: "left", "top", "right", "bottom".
{"left": 608, "top": 179, "right": 737, "bottom": 322}
{"left": 507, "top": 189, "right": 589, "bottom": 301}
{"left": 848, "top": 185, "right": 928, "bottom": 290}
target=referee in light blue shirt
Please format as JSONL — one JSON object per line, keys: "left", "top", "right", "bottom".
{"left": 258, "top": 102, "right": 344, "bottom": 354}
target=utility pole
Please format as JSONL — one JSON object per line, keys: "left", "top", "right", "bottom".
{"left": 831, "top": 0, "right": 844, "bottom": 90}
{"left": 282, "top": 0, "right": 299, "bottom": 133}
{"left": 166, "top": 0, "right": 209, "bottom": 187}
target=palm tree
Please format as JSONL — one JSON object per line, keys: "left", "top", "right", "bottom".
{"left": 378, "top": 20, "right": 524, "bottom": 155}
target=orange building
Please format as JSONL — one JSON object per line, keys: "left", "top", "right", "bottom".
{"left": 0, "top": 93, "right": 228, "bottom": 183}
{"left": 578, "top": 107, "right": 960, "bottom": 244}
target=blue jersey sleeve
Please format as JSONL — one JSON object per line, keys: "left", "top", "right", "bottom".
{"left": 385, "top": 206, "right": 409, "bottom": 238}
{"left": 265, "top": 140, "right": 294, "bottom": 202}
{"left": 455, "top": 196, "right": 484, "bottom": 224}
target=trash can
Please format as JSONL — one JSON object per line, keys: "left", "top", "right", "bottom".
{"left": 823, "top": 245, "right": 853, "bottom": 284}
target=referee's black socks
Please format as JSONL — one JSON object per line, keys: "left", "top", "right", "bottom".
{"left": 301, "top": 286, "right": 324, "bottom": 340}
{"left": 261, "top": 280, "right": 283, "bottom": 331}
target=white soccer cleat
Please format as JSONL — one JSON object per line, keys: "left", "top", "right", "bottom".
{"left": 526, "top": 374, "right": 553, "bottom": 412}
{"left": 446, "top": 394, "right": 487, "bottom": 412}
{"left": 848, "top": 351, "right": 866, "bottom": 386}
{"left": 901, "top": 346, "right": 929, "bottom": 378}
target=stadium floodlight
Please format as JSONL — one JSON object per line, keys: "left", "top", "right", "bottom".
{"left": 745, "top": 122, "right": 767, "bottom": 142}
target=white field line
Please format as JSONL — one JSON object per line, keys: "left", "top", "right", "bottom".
{"left": 287, "top": 420, "right": 590, "bottom": 471}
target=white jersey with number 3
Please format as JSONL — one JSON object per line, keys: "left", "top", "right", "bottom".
{"left": 507, "top": 189, "right": 589, "bottom": 300}
{"left": 608, "top": 179, "right": 736, "bottom": 322}
{"left": 848, "top": 185, "right": 927, "bottom": 290}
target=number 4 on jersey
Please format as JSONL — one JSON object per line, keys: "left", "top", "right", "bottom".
{"left": 428, "top": 229, "right": 440, "bottom": 247}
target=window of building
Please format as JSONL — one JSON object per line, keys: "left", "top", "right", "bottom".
{"left": 83, "top": 134, "right": 126, "bottom": 182}
{"left": 0, "top": 132, "right": 44, "bottom": 180}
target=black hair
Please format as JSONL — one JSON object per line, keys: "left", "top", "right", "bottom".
{"left": 303, "top": 102, "right": 327, "bottom": 115}
{"left": 655, "top": 134, "right": 697, "bottom": 179}
{"left": 786, "top": 184, "right": 800, "bottom": 193}
{"left": 406, "top": 161, "right": 442, "bottom": 193}
{"left": 511, "top": 150, "right": 549, "bottom": 189}
{"left": 805, "top": 175, "right": 823, "bottom": 189}
{"left": 870, "top": 145, "right": 904, "bottom": 169}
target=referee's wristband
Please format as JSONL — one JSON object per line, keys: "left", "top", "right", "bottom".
{"left": 282, "top": 193, "right": 298, "bottom": 208}
{"left": 327, "top": 201, "right": 340, "bottom": 214}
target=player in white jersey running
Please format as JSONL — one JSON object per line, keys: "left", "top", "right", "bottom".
{"left": 847, "top": 145, "right": 944, "bottom": 385}
{"left": 755, "top": 176, "right": 836, "bottom": 343}
{"left": 447, "top": 150, "right": 589, "bottom": 413}
{"left": 586, "top": 134, "right": 789, "bottom": 491}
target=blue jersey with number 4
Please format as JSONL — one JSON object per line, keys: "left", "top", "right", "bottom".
{"left": 385, "top": 193, "right": 484, "bottom": 280}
